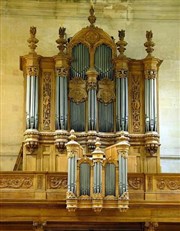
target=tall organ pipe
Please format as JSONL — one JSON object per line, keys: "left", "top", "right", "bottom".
{"left": 26, "top": 74, "right": 38, "bottom": 129}
{"left": 116, "top": 76, "right": 128, "bottom": 131}
{"left": 145, "top": 78, "right": 157, "bottom": 132}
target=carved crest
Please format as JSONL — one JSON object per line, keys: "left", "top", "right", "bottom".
{"left": 69, "top": 77, "right": 87, "bottom": 104}
{"left": 97, "top": 78, "right": 115, "bottom": 104}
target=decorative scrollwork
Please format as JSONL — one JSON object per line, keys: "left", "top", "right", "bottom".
{"left": 156, "top": 178, "right": 180, "bottom": 190}
{"left": 48, "top": 176, "right": 67, "bottom": 189}
{"left": 43, "top": 72, "right": 51, "bottom": 130}
{"left": 56, "top": 67, "right": 68, "bottom": 77}
{"left": 131, "top": 75, "right": 141, "bottom": 132}
{"left": 128, "top": 177, "right": 144, "bottom": 190}
{"left": 116, "top": 69, "right": 128, "bottom": 78}
{"left": 69, "top": 77, "right": 87, "bottom": 104}
{"left": 97, "top": 78, "right": 115, "bottom": 104}
{"left": 0, "top": 176, "right": 33, "bottom": 189}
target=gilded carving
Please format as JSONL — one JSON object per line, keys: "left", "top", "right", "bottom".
{"left": 26, "top": 66, "right": 39, "bottom": 76}
{"left": 56, "top": 67, "right": 68, "bottom": 77}
{"left": 43, "top": 72, "right": 51, "bottom": 130}
{"left": 0, "top": 176, "right": 33, "bottom": 189}
{"left": 144, "top": 69, "right": 157, "bottom": 79}
{"left": 66, "top": 191, "right": 76, "bottom": 199}
{"left": 156, "top": 178, "right": 180, "bottom": 190}
{"left": 131, "top": 75, "right": 141, "bottom": 132}
{"left": 48, "top": 176, "right": 67, "bottom": 189}
{"left": 116, "top": 69, "right": 128, "bottom": 78}
{"left": 128, "top": 177, "right": 144, "bottom": 190}
{"left": 69, "top": 77, "right": 87, "bottom": 103}
{"left": 85, "top": 30, "right": 99, "bottom": 45}
{"left": 97, "top": 78, "right": 115, "bottom": 104}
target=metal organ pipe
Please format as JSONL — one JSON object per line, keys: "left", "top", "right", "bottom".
{"left": 26, "top": 76, "right": 30, "bottom": 129}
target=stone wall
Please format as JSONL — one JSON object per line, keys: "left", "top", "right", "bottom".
{"left": 0, "top": 0, "right": 179, "bottom": 171}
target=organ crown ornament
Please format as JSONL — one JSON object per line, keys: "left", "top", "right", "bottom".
{"left": 116, "top": 30, "right": 128, "bottom": 57}
{"left": 88, "top": 5, "right": 96, "bottom": 26}
{"left": 27, "top": 26, "right": 39, "bottom": 54}
{"left": 144, "top": 30, "right": 155, "bottom": 57}
{"left": 56, "top": 27, "right": 67, "bottom": 55}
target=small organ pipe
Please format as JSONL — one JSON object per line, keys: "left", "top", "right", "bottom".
{"left": 26, "top": 76, "right": 30, "bottom": 128}
{"left": 30, "top": 76, "right": 35, "bottom": 128}
{"left": 34, "top": 77, "right": 38, "bottom": 129}
{"left": 56, "top": 76, "right": 60, "bottom": 129}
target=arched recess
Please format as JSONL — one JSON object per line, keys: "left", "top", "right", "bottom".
{"left": 67, "top": 25, "right": 116, "bottom": 132}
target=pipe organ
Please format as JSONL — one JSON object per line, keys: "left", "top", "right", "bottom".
{"left": 19, "top": 6, "right": 162, "bottom": 211}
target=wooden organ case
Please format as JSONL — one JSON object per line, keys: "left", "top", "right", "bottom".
{"left": 19, "top": 6, "right": 163, "bottom": 213}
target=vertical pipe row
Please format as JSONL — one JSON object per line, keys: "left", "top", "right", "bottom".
{"left": 145, "top": 78, "right": 157, "bottom": 132}
{"left": 116, "top": 76, "right": 128, "bottom": 132}
{"left": 26, "top": 74, "right": 38, "bottom": 129}
{"left": 26, "top": 76, "right": 30, "bottom": 129}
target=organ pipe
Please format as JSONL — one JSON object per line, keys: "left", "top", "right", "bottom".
{"left": 26, "top": 70, "right": 39, "bottom": 130}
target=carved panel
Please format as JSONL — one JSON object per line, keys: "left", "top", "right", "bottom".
{"left": 128, "top": 176, "right": 144, "bottom": 190}
{"left": 97, "top": 78, "right": 115, "bottom": 104}
{"left": 43, "top": 72, "right": 51, "bottom": 130}
{"left": 69, "top": 77, "right": 87, "bottom": 103}
{"left": 131, "top": 75, "right": 141, "bottom": 132}
{"left": 156, "top": 178, "right": 180, "bottom": 190}
{"left": 0, "top": 176, "right": 33, "bottom": 189}
{"left": 47, "top": 176, "right": 67, "bottom": 189}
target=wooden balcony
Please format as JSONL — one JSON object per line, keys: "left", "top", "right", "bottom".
{"left": 0, "top": 172, "right": 180, "bottom": 228}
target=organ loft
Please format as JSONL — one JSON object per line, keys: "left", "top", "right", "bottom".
{"left": 1, "top": 5, "right": 180, "bottom": 231}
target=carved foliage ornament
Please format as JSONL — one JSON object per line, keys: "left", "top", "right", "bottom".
{"left": 0, "top": 176, "right": 33, "bottom": 189}
{"left": 156, "top": 178, "right": 180, "bottom": 190}
{"left": 145, "top": 69, "right": 157, "bottom": 79}
{"left": 69, "top": 77, "right": 87, "bottom": 103}
{"left": 116, "top": 69, "right": 128, "bottom": 78}
{"left": 56, "top": 67, "right": 68, "bottom": 77}
{"left": 43, "top": 72, "right": 51, "bottom": 130}
{"left": 128, "top": 177, "right": 144, "bottom": 190}
{"left": 48, "top": 176, "right": 67, "bottom": 189}
{"left": 27, "top": 66, "right": 39, "bottom": 76}
{"left": 131, "top": 75, "right": 141, "bottom": 132}
{"left": 97, "top": 78, "right": 115, "bottom": 104}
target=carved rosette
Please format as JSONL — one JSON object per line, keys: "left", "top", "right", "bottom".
{"left": 145, "top": 132, "right": 160, "bottom": 155}
{"left": 69, "top": 77, "right": 87, "bottom": 103}
{"left": 24, "top": 129, "right": 39, "bottom": 153}
{"left": 55, "top": 130, "right": 68, "bottom": 152}
{"left": 97, "top": 78, "right": 115, "bottom": 104}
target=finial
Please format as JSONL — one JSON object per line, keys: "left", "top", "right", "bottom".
{"left": 116, "top": 30, "right": 128, "bottom": 57}
{"left": 69, "top": 129, "right": 76, "bottom": 141}
{"left": 144, "top": 30, "right": 155, "bottom": 57}
{"left": 88, "top": 5, "right": 96, "bottom": 26}
{"left": 27, "top": 26, "right": 39, "bottom": 54}
{"left": 92, "top": 137, "right": 104, "bottom": 159}
{"left": 56, "top": 27, "right": 67, "bottom": 54}
{"left": 95, "top": 137, "right": 101, "bottom": 150}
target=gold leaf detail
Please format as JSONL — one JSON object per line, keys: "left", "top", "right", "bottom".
{"left": 69, "top": 77, "right": 87, "bottom": 104}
